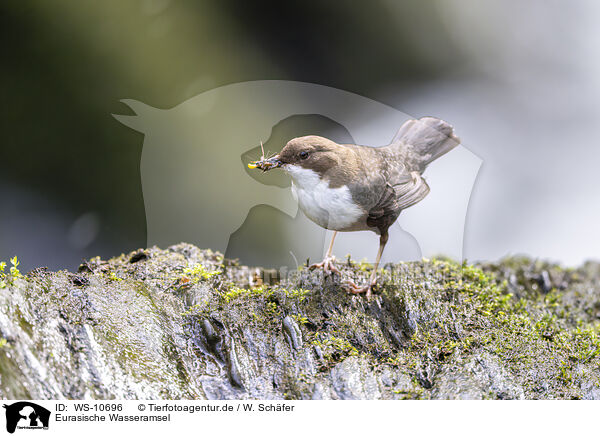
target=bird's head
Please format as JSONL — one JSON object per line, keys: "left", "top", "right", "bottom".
{"left": 248, "top": 135, "right": 340, "bottom": 177}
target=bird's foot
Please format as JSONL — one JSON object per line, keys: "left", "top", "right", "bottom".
{"left": 309, "top": 256, "right": 340, "bottom": 275}
{"left": 343, "top": 278, "right": 377, "bottom": 299}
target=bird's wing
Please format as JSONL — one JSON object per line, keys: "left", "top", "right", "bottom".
{"left": 365, "top": 152, "right": 431, "bottom": 232}
{"left": 367, "top": 182, "right": 402, "bottom": 233}
{"left": 392, "top": 172, "right": 430, "bottom": 210}
{"left": 367, "top": 174, "right": 430, "bottom": 231}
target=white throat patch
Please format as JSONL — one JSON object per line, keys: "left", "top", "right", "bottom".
{"left": 284, "top": 165, "right": 365, "bottom": 231}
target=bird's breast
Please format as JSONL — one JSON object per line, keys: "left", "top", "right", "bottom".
{"left": 286, "top": 165, "right": 366, "bottom": 231}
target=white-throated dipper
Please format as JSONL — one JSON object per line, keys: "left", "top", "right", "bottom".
{"left": 248, "top": 117, "right": 460, "bottom": 298}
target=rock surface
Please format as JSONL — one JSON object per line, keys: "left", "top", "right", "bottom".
{"left": 1, "top": 244, "right": 600, "bottom": 400}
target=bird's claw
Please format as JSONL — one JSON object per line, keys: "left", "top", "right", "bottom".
{"left": 309, "top": 256, "right": 340, "bottom": 274}
{"left": 343, "top": 279, "right": 377, "bottom": 299}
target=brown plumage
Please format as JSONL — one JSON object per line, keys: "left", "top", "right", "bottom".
{"left": 249, "top": 117, "right": 460, "bottom": 298}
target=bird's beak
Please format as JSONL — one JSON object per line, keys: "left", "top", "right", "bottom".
{"left": 248, "top": 155, "right": 283, "bottom": 171}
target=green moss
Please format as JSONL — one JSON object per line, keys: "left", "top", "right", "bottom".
{"left": 354, "top": 258, "right": 372, "bottom": 272}
{"left": 291, "top": 314, "right": 308, "bottom": 325}
{"left": 182, "top": 263, "right": 222, "bottom": 284}
{"left": 107, "top": 271, "right": 123, "bottom": 282}
{"left": 0, "top": 262, "right": 5, "bottom": 289}
{"left": 283, "top": 288, "right": 310, "bottom": 302}
{"left": 221, "top": 284, "right": 273, "bottom": 303}
{"left": 9, "top": 257, "right": 22, "bottom": 279}
{"left": 311, "top": 332, "right": 359, "bottom": 367}
{"left": 567, "top": 326, "right": 600, "bottom": 363}
{"left": 0, "top": 256, "right": 24, "bottom": 288}
{"left": 558, "top": 360, "right": 572, "bottom": 384}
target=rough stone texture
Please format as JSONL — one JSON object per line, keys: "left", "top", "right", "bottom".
{"left": 1, "top": 244, "right": 600, "bottom": 400}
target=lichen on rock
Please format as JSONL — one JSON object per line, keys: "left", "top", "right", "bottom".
{"left": 1, "top": 243, "right": 599, "bottom": 399}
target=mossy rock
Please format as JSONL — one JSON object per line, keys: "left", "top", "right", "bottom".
{"left": 1, "top": 244, "right": 599, "bottom": 399}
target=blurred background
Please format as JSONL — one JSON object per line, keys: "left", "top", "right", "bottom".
{"left": 1, "top": 0, "right": 599, "bottom": 271}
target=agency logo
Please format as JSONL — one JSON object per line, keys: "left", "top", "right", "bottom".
{"left": 2, "top": 402, "right": 50, "bottom": 434}
{"left": 114, "top": 80, "right": 481, "bottom": 269}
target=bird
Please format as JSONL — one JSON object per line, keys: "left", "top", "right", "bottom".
{"left": 248, "top": 117, "right": 460, "bottom": 298}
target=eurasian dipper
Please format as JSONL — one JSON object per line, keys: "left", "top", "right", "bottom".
{"left": 248, "top": 117, "right": 460, "bottom": 298}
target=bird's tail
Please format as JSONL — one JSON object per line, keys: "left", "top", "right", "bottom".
{"left": 391, "top": 117, "right": 460, "bottom": 168}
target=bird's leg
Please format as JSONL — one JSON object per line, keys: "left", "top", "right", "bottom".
{"left": 344, "top": 231, "right": 388, "bottom": 299}
{"left": 309, "top": 231, "right": 339, "bottom": 274}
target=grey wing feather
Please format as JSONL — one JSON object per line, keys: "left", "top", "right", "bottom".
{"left": 366, "top": 175, "right": 430, "bottom": 232}
{"left": 367, "top": 183, "right": 401, "bottom": 233}
{"left": 393, "top": 173, "right": 430, "bottom": 210}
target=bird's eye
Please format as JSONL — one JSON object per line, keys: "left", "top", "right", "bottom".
{"left": 299, "top": 151, "right": 309, "bottom": 160}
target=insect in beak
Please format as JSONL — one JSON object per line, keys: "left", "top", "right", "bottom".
{"left": 248, "top": 155, "right": 283, "bottom": 171}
